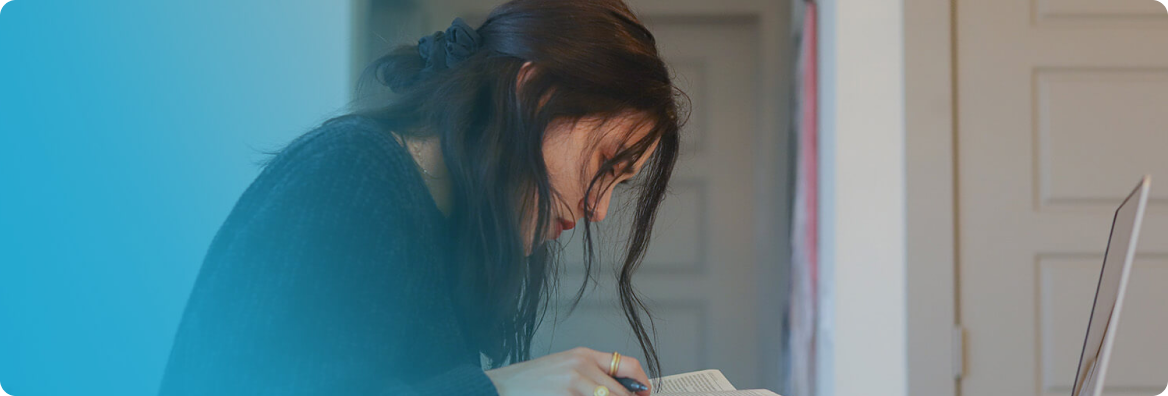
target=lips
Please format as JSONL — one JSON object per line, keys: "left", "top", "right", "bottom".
{"left": 550, "top": 218, "right": 575, "bottom": 239}
{"left": 559, "top": 218, "right": 576, "bottom": 231}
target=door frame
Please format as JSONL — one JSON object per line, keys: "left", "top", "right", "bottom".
{"left": 816, "top": 0, "right": 958, "bottom": 395}
{"left": 904, "top": 0, "right": 958, "bottom": 395}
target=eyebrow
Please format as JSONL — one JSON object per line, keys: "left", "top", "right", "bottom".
{"left": 608, "top": 140, "right": 645, "bottom": 177}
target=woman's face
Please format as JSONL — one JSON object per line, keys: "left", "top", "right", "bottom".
{"left": 521, "top": 113, "right": 659, "bottom": 255}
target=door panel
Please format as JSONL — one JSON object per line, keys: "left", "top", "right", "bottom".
{"left": 1037, "top": 70, "right": 1168, "bottom": 209}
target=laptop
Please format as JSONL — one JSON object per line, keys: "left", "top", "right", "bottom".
{"left": 1070, "top": 175, "right": 1152, "bottom": 396}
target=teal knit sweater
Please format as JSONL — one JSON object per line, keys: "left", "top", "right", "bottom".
{"left": 157, "top": 114, "right": 499, "bottom": 396}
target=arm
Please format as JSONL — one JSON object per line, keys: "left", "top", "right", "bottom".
{"left": 158, "top": 135, "right": 498, "bottom": 396}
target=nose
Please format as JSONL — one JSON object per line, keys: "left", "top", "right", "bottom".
{"left": 581, "top": 185, "right": 616, "bottom": 223}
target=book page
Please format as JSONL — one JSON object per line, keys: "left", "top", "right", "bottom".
{"left": 652, "top": 369, "right": 737, "bottom": 393}
{"left": 656, "top": 391, "right": 781, "bottom": 396}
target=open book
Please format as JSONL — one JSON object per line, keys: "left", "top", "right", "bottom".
{"left": 650, "top": 369, "right": 782, "bottom": 396}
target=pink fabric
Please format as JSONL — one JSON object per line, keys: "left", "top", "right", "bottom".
{"left": 801, "top": 1, "right": 819, "bottom": 291}
{"left": 788, "top": 1, "right": 818, "bottom": 395}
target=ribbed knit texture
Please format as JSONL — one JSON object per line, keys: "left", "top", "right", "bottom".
{"left": 157, "top": 114, "right": 499, "bottom": 396}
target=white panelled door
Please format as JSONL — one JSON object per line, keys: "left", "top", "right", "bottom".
{"left": 957, "top": 0, "right": 1168, "bottom": 395}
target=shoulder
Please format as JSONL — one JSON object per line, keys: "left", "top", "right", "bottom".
{"left": 225, "top": 114, "right": 429, "bottom": 229}
{"left": 270, "top": 114, "right": 407, "bottom": 173}
{"left": 206, "top": 115, "right": 441, "bottom": 267}
{"left": 243, "top": 114, "right": 428, "bottom": 206}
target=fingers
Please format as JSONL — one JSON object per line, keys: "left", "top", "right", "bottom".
{"left": 573, "top": 348, "right": 652, "bottom": 396}
{"left": 573, "top": 364, "right": 635, "bottom": 396}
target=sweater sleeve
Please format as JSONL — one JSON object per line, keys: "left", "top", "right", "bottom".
{"left": 157, "top": 134, "right": 499, "bottom": 396}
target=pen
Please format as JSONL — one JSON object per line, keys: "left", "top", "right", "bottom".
{"left": 616, "top": 377, "right": 649, "bottom": 392}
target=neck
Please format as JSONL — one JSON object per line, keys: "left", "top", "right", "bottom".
{"left": 394, "top": 132, "right": 453, "bottom": 217}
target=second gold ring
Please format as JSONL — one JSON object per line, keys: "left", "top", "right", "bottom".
{"left": 608, "top": 351, "right": 622, "bottom": 376}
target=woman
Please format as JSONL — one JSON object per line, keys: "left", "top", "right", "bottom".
{"left": 157, "top": 1, "right": 685, "bottom": 395}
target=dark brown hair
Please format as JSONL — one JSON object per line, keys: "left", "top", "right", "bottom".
{"left": 341, "top": 0, "right": 686, "bottom": 380}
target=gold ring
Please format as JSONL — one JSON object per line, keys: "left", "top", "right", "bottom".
{"left": 608, "top": 351, "right": 622, "bottom": 376}
{"left": 594, "top": 385, "right": 610, "bottom": 396}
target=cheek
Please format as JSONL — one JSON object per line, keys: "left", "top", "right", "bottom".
{"left": 546, "top": 162, "right": 585, "bottom": 208}
{"left": 543, "top": 144, "right": 592, "bottom": 204}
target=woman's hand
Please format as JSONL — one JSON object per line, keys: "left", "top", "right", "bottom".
{"left": 485, "top": 347, "right": 652, "bottom": 396}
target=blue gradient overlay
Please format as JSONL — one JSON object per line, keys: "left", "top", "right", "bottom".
{"left": 0, "top": 1, "right": 355, "bottom": 394}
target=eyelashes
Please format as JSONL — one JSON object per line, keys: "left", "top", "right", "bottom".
{"left": 603, "top": 155, "right": 632, "bottom": 186}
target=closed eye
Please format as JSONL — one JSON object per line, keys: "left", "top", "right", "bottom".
{"left": 603, "top": 154, "right": 637, "bottom": 186}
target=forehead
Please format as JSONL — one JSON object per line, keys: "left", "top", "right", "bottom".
{"left": 596, "top": 113, "right": 656, "bottom": 147}
{"left": 597, "top": 114, "right": 659, "bottom": 173}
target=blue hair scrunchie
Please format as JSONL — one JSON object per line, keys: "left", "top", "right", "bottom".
{"left": 418, "top": 17, "right": 482, "bottom": 71}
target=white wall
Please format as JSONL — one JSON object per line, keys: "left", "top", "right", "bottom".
{"left": 816, "top": 0, "right": 908, "bottom": 395}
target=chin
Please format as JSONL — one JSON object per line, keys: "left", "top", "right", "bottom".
{"left": 524, "top": 239, "right": 551, "bottom": 257}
